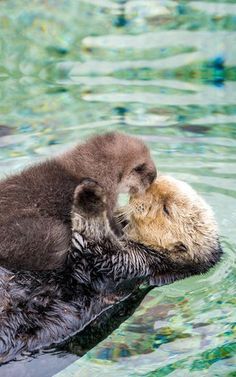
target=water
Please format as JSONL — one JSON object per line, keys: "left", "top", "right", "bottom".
{"left": 0, "top": 0, "right": 236, "bottom": 376}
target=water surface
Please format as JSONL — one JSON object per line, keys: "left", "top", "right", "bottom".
{"left": 0, "top": 1, "right": 235, "bottom": 376}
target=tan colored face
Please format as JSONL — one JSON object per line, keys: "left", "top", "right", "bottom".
{"left": 126, "top": 176, "right": 218, "bottom": 259}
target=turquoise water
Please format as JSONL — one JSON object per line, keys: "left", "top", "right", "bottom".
{"left": 0, "top": 1, "right": 236, "bottom": 376}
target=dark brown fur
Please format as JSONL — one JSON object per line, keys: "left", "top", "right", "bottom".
{"left": 0, "top": 180, "right": 222, "bottom": 364}
{"left": 0, "top": 132, "right": 156, "bottom": 271}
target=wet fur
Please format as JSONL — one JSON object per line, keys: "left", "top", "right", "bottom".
{"left": 0, "top": 132, "right": 156, "bottom": 271}
{"left": 0, "top": 180, "right": 222, "bottom": 364}
{"left": 125, "top": 176, "right": 221, "bottom": 265}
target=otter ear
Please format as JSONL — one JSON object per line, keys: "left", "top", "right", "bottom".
{"left": 169, "top": 242, "right": 189, "bottom": 253}
{"left": 73, "top": 179, "right": 107, "bottom": 217}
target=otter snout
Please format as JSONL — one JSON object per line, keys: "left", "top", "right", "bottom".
{"left": 147, "top": 169, "right": 157, "bottom": 185}
{"left": 141, "top": 163, "right": 157, "bottom": 191}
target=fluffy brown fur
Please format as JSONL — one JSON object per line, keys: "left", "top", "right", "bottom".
{"left": 0, "top": 132, "right": 156, "bottom": 271}
{"left": 123, "top": 175, "right": 220, "bottom": 265}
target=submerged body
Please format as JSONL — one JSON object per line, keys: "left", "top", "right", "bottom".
{"left": 0, "top": 179, "right": 222, "bottom": 363}
{"left": 0, "top": 132, "right": 156, "bottom": 271}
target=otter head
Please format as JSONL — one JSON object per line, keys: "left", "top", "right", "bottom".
{"left": 104, "top": 133, "right": 157, "bottom": 195}
{"left": 62, "top": 132, "right": 156, "bottom": 200}
{"left": 125, "top": 176, "right": 221, "bottom": 266}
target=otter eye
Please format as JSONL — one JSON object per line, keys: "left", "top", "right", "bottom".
{"left": 133, "top": 163, "right": 146, "bottom": 174}
{"left": 163, "top": 204, "right": 170, "bottom": 216}
{"left": 118, "top": 172, "right": 123, "bottom": 182}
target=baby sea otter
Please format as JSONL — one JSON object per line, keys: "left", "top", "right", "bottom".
{"left": 0, "top": 179, "right": 222, "bottom": 363}
{"left": 0, "top": 132, "right": 156, "bottom": 271}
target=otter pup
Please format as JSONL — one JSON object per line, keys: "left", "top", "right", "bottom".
{"left": 0, "top": 132, "right": 156, "bottom": 271}
{"left": 0, "top": 180, "right": 222, "bottom": 363}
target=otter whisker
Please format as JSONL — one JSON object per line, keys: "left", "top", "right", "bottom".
{"left": 115, "top": 206, "right": 133, "bottom": 218}
{"left": 115, "top": 216, "right": 130, "bottom": 225}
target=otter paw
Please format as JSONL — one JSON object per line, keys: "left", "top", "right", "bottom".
{"left": 73, "top": 179, "right": 107, "bottom": 217}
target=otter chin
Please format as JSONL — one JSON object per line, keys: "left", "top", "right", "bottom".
{"left": 122, "top": 175, "right": 222, "bottom": 281}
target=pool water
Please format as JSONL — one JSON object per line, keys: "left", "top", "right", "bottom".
{"left": 0, "top": 1, "right": 235, "bottom": 376}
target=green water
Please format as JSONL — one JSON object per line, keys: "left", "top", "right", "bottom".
{"left": 0, "top": 1, "right": 236, "bottom": 376}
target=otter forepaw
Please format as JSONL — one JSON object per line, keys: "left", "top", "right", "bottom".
{"left": 73, "top": 179, "right": 107, "bottom": 217}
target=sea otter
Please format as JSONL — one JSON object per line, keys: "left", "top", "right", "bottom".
{"left": 0, "top": 132, "right": 156, "bottom": 271}
{"left": 0, "top": 179, "right": 222, "bottom": 363}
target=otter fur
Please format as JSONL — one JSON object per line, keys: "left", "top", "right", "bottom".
{"left": 124, "top": 175, "right": 221, "bottom": 266}
{"left": 0, "top": 132, "right": 156, "bottom": 271}
{"left": 0, "top": 179, "right": 222, "bottom": 364}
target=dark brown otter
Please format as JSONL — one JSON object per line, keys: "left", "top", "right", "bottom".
{"left": 0, "top": 180, "right": 222, "bottom": 364}
{"left": 0, "top": 132, "right": 156, "bottom": 271}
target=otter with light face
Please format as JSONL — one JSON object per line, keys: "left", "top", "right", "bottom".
{"left": 0, "top": 179, "right": 222, "bottom": 363}
{"left": 123, "top": 175, "right": 221, "bottom": 271}
{"left": 0, "top": 132, "right": 156, "bottom": 271}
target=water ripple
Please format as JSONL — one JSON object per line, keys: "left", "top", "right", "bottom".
{"left": 0, "top": 1, "right": 235, "bottom": 376}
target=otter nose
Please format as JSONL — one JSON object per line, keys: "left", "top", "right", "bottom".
{"left": 147, "top": 169, "right": 157, "bottom": 184}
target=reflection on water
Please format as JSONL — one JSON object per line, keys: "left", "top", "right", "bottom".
{"left": 0, "top": 0, "right": 235, "bottom": 376}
